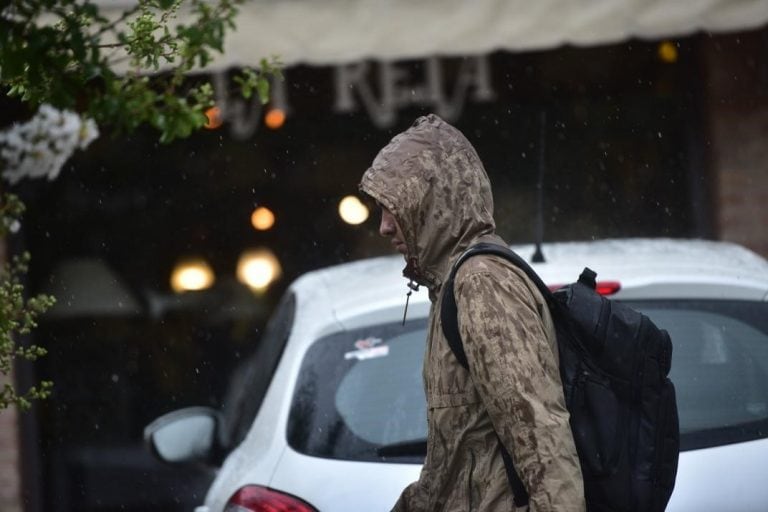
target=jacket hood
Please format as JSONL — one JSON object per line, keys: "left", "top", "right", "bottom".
{"left": 360, "top": 114, "right": 497, "bottom": 290}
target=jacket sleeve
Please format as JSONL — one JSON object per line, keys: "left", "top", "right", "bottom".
{"left": 454, "top": 265, "right": 585, "bottom": 512}
{"left": 391, "top": 479, "right": 427, "bottom": 512}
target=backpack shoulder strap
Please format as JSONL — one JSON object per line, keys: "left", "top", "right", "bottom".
{"left": 440, "top": 242, "right": 553, "bottom": 370}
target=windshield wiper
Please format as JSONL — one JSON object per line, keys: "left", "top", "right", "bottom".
{"left": 376, "top": 439, "right": 427, "bottom": 457}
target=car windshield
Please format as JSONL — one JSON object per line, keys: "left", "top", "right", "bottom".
{"left": 287, "top": 300, "right": 768, "bottom": 462}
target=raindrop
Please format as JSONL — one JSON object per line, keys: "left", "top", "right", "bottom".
{"left": 111, "top": 374, "right": 119, "bottom": 383}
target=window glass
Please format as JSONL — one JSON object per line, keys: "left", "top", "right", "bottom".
{"left": 634, "top": 300, "right": 768, "bottom": 450}
{"left": 222, "top": 292, "right": 296, "bottom": 447}
{"left": 287, "top": 320, "right": 427, "bottom": 463}
{"left": 287, "top": 300, "right": 768, "bottom": 462}
{"left": 334, "top": 328, "right": 427, "bottom": 446}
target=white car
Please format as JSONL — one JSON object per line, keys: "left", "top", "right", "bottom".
{"left": 145, "top": 238, "right": 768, "bottom": 512}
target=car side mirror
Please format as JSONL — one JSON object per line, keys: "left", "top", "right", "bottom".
{"left": 144, "top": 406, "right": 223, "bottom": 465}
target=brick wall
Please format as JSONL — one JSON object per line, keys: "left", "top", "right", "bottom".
{"left": 703, "top": 29, "right": 768, "bottom": 258}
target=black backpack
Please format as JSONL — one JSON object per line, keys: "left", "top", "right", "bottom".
{"left": 440, "top": 243, "right": 680, "bottom": 512}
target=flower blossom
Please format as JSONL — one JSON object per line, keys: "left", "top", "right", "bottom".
{"left": 0, "top": 104, "right": 100, "bottom": 184}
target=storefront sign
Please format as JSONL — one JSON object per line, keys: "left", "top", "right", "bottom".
{"left": 213, "top": 55, "right": 495, "bottom": 139}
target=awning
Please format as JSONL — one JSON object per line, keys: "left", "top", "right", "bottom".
{"left": 214, "top": 0, "right": 768, "bottom": 67}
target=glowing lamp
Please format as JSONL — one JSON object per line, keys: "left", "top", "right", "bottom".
{"left": 251, "top": 206, "right": 276, "bottom": 231}
{"left": 170, "top": 258, "right": 215, "bottom": 293}
{"left": 204, "top": 106, "right": 223, "bottom": 129}
{"left": 265, "top": 109, "right": 286, "bottom": 130}
{"left": 658, "top": 41, "right": 678, "bottom": 64}
{"left": 338, "top": 195, "right": 369, "bottom": 225}
{"left": 237, "top": 248, "right": 282, "bottom": 291}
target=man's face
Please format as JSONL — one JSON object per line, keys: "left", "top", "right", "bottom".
{"left": 379, "top": 207, "right": 407, "bottom": 256}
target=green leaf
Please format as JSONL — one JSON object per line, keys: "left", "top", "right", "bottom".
{"left": 256, "top": 76, "right": 270, "bottom": 104}
{"left": 0, "top": 0, "right": 282, "bottom": 144}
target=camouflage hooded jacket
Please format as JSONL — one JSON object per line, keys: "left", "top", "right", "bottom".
{"left": 359, "top": 115, "right": 585, "bottom": 512}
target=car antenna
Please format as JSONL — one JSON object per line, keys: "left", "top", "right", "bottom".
{"left": 531, "top": 110, "right": 546, "bottom": 263}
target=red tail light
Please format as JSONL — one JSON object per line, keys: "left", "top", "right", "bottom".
{"left": 595, "top": 281, "right": 621, "bottom": 296}
{"left": 548, "top": 281, "right": 621, "bottom": 296}
{"left": 224, "top": 485, "right": 318, "bottom": 512}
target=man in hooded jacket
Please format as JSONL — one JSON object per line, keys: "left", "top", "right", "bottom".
{"left": 359, "top": 114, "right": 585, "bottom": 512}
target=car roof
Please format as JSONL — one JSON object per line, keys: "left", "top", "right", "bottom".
{"left": 290, "top": 238, "right": 768, "bottom": 329}
{"left": 513, "top": 238, "right": 768, "bottom": 300}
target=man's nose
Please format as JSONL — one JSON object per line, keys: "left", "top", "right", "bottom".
{"left": 379, "top": 214, "right": 394, "bottom": 237}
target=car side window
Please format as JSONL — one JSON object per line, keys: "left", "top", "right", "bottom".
{"left": 221, "top": 292, "right": 296, "bottom": 447}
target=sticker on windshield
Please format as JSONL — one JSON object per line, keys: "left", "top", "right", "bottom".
{"left": 354, "top": 337, "right": 383, "bottom": 350}
{"left": 344, "top": 345, "right": 389, "bottom": 361}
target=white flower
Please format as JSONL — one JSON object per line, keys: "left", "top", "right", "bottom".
{"left": 0, "top": 104, "right": 101, "bottom": 184}
{"left": 0, "top": 130, "right": 24, "bottom": 149}
{"left": 79, "top": 118, "right": 99, "bottom": 149}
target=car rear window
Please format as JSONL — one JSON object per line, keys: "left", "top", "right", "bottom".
{"left": 287, "top": 300, "right": 768, "bottom": 462}
{"left": 287, "top": 319, "right": 428, "bottom": 463}
{"left": 633, "top": 300, "right": 768, "bottom": 451}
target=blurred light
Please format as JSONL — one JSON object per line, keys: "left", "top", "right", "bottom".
{"left": 264, "top": 108, "right": 286, "bottom": 130}
{"left": 204, "top": 106, "right": 223, "bottom": 129}
{"left": 547, "top": 281, "right": 621, "bottom": 296}
{"left": 338, "top": 195, "right": 369, "bottom": 225}
{"left": 657, "top": 41, "right": 678, "bottom": 63}
{"left": 237, "top": 248, "right": 282, "bottom": 291}
{"left": 595, "top": 281, "right": 621, "bottom": 296}
{"left": 171, "top": 258, "right": 215, "bottom": 293}
{"left": 251, "top": 206, "right": 276, "bottom": 231}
